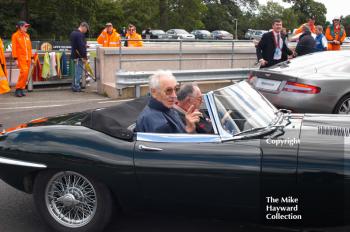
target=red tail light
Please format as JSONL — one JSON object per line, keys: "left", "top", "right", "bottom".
{"left": 247, "top": 73, "right": 254, "bottom": 83}
{"left": 282, "top": 82, "right": 320, "bottom": 94}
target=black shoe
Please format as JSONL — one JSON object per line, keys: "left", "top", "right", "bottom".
{"left": 72, "top": 88, "right": 82, "bottom": 92}
{"left": 15, "top": 89, "right": 23, "bottom": 97}
{"left": 20, "top": 89, "right": 26, "bottom": 96}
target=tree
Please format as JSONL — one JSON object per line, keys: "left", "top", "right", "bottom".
{"left": 159, "top": 0, "right": 169, "bottom": 30}
{"left": 256, "top": 1, "right": 284, "bottom": 30}
{"left": 168, "top": 0, "right": 207, "bottom": 30}
{"left": 283, "top": 0, "right": 326, "bottom": 25}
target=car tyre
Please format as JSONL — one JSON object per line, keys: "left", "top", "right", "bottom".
{"left": 33, "top": 170, "right": 114, "bottom": 232}
{"left": 334, "top": 94, "right": 350, "bottom": 114}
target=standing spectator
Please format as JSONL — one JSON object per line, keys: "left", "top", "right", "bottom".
{"left": 295, "top": 24, "right": 316, "bottom": 56}
{"left": 11, "top": 21, "right": 33, "bottom": 97}
{"left": 145, "top": 28, "right": 151, "bottom": 40}
{"left": 97, "top": 22, "right": 121, "bottom": 47}
{"left": 256, "top": 18, "right": 293, "bottom": 68}
{"left": 294, "top": 16, "right": 316, "bottom": 35}
{"left": 314, "top": 25, "right": 328, "bottom": 52}
{"left": 70, "top": 22, "right": 89, "bottom": 92}
{"left": 0, "top": 36, "right": 10, "bottom": 94}
{"left": 125, "top": 24, "right": 143, "bottom": 47}
{"left": 325, "top": 16, "right": 346, "bottom": 51}
{"left": 120, "top": 27, "right": 127, "bottom": 38}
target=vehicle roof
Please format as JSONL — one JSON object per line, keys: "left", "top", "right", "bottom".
{"left": 81, "top": 97, "right": 149, "bottom": 140}
{"left": 266, "top": 51, "right": 350, "bottom": 76}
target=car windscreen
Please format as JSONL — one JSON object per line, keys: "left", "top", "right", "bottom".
{"left": 199, "top": 30, "right": 211, "bottom": 34}
{"left": 152, "top": 30, "right": 165, "bottom": 34}
{"left": 268, "top": 51, "right": 350, "bottom": 74}
{"left": 175, "top": 29, "right": 189, "bottom": 34}
{"left": 213, "top": 81, "right": 277, "bottom": 134}
{"left": 221, "top": 31, "right": 230, "bottom": 35}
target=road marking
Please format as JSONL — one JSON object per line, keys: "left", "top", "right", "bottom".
{"left": 0, "top": 104, "right": 65, "bottom": 110}
{"left": 0, "top": 98, "right": 108, "bottom": 105}
{"left": 98, "top": 99, "right": 134, "bottom": 104}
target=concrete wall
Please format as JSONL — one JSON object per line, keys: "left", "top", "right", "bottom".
{"left": 96, "top": 43, "right": 257, "bottom": 98}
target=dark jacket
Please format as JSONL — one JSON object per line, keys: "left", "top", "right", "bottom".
{"left": 135, "top": 97, "right": 186, "bottom": 133}
{"left": 256, "top": 31, "right": 292, "bottom": 68}
{"left": 296, "top": 31, "right": 316, "bottom": 56}
{"left": 175, "top": 107, "right": 214, "bottom": 134}
{"left": 70, "top": 29, "right": 87, "bottom": 59}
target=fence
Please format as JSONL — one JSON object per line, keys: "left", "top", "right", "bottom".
{"left": 115, "top": 39, "right": 258, "bottom": 71}
{"left": 116, "top": 68, "right": 254, "bottom": 97}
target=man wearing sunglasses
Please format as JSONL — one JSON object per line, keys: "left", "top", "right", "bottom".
{"left": 11, "top": 21, "right": 34, "bottom": 97}
{"left": 136, "top": 70, "right": 201, "bottom": 133}
{"left": 125, "top": 24, "right": 143, "bottom": 47}
{"left": 325, "top": 16, "right": 346, "bottom": 50}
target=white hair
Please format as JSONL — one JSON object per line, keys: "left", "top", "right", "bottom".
{"left": 149, "top": 70, "right": 177, "bottom": 91}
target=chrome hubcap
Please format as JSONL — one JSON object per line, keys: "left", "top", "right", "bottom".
{"left": 45, "top": 171, "right": 97, "bottom": 228}
{"left": 338, "top": 98, "right": 350, "bottom": 114}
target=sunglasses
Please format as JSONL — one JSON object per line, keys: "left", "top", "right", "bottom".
{"left": 164, "top": 86, "right": 180, "bottom": 96}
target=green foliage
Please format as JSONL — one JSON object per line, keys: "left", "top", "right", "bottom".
{"left": 0, "top": 0, "right": 344, "bottom": 40}
{"left": 283, "top": 0, "right": 326, "bottom": 25}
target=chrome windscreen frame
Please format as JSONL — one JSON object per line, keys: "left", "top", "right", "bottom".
{"left": 205, "top": 90, "right": 235, "bottom": 140}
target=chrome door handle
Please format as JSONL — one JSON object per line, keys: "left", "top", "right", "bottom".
{"left": 138, "top": 144, "right": 163, "bottom": 151}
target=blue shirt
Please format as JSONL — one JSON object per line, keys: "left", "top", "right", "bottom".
{"left": 70, "top": 29, "right": 87, "bottom": 59}
{"left": 135, "top": 97, "right": 186, "bottom": 133}
{"left": 314, "top": 34, "right": 327, "bottom": 52}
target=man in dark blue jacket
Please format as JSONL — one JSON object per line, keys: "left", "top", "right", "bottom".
{"left": 70, "top": 22, "right": 89, "bottom": 92}
{"left": 295, "top": 24, "right": 316, "bottom": 56}
{"left": 136, "top": 70, "right": 201, "bottom": 133}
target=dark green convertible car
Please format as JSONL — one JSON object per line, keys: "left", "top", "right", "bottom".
{"left": 0, "top": 81, "right": 349, "bottom": 232}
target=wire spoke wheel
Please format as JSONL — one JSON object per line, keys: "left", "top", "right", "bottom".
{"left": 337, "top": 98, "right": 350, "bottom": 114}
{"left": 45, "top": 171, "right": 97, "bottom": 228}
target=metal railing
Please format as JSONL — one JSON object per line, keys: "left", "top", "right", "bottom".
{"left": 116, "top": 68, "right": 255, "bottom": 97}
{"left": 116, "top": 39, "right": 257, "bottom": 70}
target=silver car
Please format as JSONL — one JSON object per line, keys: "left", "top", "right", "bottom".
{"left": 249, "top": 51, "right": 350, "bottom": 114}
{"left": 166, "top": 29, "right": 195, "bottom": 40}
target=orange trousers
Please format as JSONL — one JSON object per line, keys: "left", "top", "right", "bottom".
{"left": 16, "top": 59, "right": 31, "bottom": 90}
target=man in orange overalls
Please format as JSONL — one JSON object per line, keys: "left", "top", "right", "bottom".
{"left": 11, "top": 21, "right": 33, "bottom": 97}
{"left": 125, "top": 24, "right": 143, "bottom": 47}
{"left": 97, "top": 22, "right": 121, "bottom": 47}
{"left": 0, "top": 37, "right": 10, "bottom": 94}
{"left": 325, "top": 16, "right": 346, "bottom": 51}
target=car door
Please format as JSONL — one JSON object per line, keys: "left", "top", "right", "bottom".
{"left": 134, "top": 133, "right": 262, "bottom": 211}
{"left": 167, "top": 30, "right": 174, "bottom": 39}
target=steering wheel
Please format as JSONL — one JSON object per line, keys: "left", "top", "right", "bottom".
{"left": 220, "top": 110, "right": 237, "bottom": 134}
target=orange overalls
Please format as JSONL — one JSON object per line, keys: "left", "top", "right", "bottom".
{"left": 294, "top": 22, "right": 316, "bottom": 35}
{"left": 125, "top": 32, "right": 143, "bottom": 47}
{"left": 0, "top": 38, "right": 10, "bottom": 94}
{"left": 11, "top": 30, "right": 33, "bottom": 90}
{"left": 325, "top": 24, "right": 346, "bottom": 50}
{"left": 97, "top": 29, "right": 121, "bottom": 47}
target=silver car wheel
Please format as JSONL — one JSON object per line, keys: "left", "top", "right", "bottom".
{"left": 338, "top": 98, "right": 350, "bottom": 114}
{"left": 45, "top": 171, "right": 97, "bottom": 228}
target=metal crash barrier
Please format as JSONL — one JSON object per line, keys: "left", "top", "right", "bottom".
{"left": 116, "top": 68, "right": 255, "bottom": 97}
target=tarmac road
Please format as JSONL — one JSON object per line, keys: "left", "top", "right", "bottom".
{"left": 0, "top": 88, "right": 349, "bottom": 232}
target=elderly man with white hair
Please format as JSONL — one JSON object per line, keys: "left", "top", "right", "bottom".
{"left": 135, "top": 70, "right": 201, "bottom": 133}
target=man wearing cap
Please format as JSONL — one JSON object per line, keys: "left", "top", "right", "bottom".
{"left": 97, "top": 23, "right": 121, "bottom": 47}
{"left": 70, "top": 22, "right": 89, "bottom": 92}
{"left": 325, "top": 16, "right": 346, "bottom": 50}
{"left": 11, "top": 21, "right": 33, "bottom": 97}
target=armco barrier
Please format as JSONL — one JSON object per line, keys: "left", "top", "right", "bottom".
{"left": 116, "top": 68, "right": 255, "bottom": 97}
